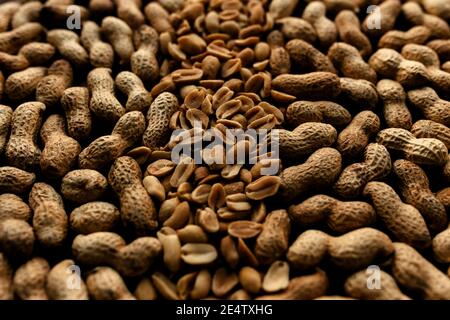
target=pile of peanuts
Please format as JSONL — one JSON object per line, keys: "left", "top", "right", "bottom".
{"left": 0, "top": 0, "right": 449, "bottom": 300}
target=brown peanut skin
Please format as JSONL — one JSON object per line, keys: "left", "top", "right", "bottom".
{"left": 88, "top": 68, "right": 125, "bottom": 123}
{"left": 101, "top": 16, "right": 134, "bottom": 65}
{"left": 363, "top": 181, "right": 431, "bottom": 249}
{"left": 5, "top": 67, "right": 47, "bottom": 101}
{"left": 0, "top": 42, "right": 54, "bottom": 72}
{"left": 109, "top": 156, "right": 158, "bottom": 234}
{"left": 86, "top": 266, "right": 135, "bottom": 300}
{"left": 334, "top": 143, "right": 391, "bottom": 199}
{"left": 72, "top": 232, "right": 162, "bottom": 277}
{"left": 131, "top": 24, "right": 159, "bottom": 83}
{"left": 0, "top": 166, "right": 35, "bottom": 194}
{"left": 115, "top": 71, "right": 152, "bottom": 112}
{"left": 0, "top": 23, "right": 44, "bottom": 54}
{"left": 338, "top": 77, "right": 379, "bottom": 109}
{"left": 369, "top": 48, "right": 430, "bottom": 88}
{"left": 254, "top": 209, "right": 290, "bottom": 265}
{"left": 47, "top": 29, "right": 89, "bottom": 67}
{"left": 143, "top": 92, "right": 179, "bottom": 148}
{"left": 337, "top": 111, "right": 380, "bottom": 158}
{"left": 407, "top": 87, "right": 450, "bottom": 126}
{"left": 277, "top": 17, "right": 317, "bottom": 44}
{"left": 5, "top": 102, "right": 45, "bottom": 171}
{"left": 29, "top": 183, "right": 68, "bottom": 248}
{"left": 379, "top": 26, "right": 431, "bottom": 52}
{"left": 79, "top": 111, "right": 146, "bottom": 170}
{"left": 377, "top": 79, "right": 412, "bottom": 129}
{"left": 344, "top": 269, "right": 410, "bottom": 300}
{"left": 11, "top": 1, "right": 42, "bottom": 29}
{"left": 13, "top": 257, "right": 50, "bottom": 300}
{"left": 287, "top": 228, "right": 394, "bottom": 271}
{"left": 286, "top": 100, "right": 351, "bottom": 128}
{"left": 0, "top": 193, "right": 31, "bottom": 221}
{"left": 335, "top": 10, "right": 372, "bottom": 57}
{"left": 436, "top": 187, "right": 450, "bottom": 210}
{"left": 427, "top": 39, "right": 450, "bottom": 62}
{"left": 0, "top": 104, "right": 12, "bottom": 155}
{"left": 272, "top": 72, "right": 341, "bottom": 100}
{"left": 279, "top": 147, "right": 342, "bottom": 202}
{"left": 277, "top": 122, "right": 337, "bottom": 160}
{"left": 392, "top": 243, "right": 450, "bottom": 299}
{"left": 286, "top": 39, "right": 336, "bottom": 73}
{"left": 269, "top": 0, "right": 299, "bottom": 19}
{"left": 36, "top": 59, "right": 73, "bottom": 107}
{"left": 0, "top": 219, "right": 35, "bottom": 261}
{"left": 61, "top": 87, "right": 92, "bottom": 141}
{"left": 402, "top": 2, "right": 450, "bottom": 39}
{"left": 302, "top": 1, "right": 337, "bottom": 49}
{"left": 81, "top": 21, "right": 114, "bottom": 68}
{"left": 411, "top": 120, "right": 450, "bottom": 149}
{"left": 257, "top": 269, "right": 328, "bottom": 300}
{"left": 376, "top": 128, "right": 448, "bottom": 166}
{"left": 40, "top": 114, "right": 81, "bottom": 178}
{"left": 70, "top": 202, "right": 120, "bottom": 235}
{"left": 0, "top": 253, "right": 13, "bottom": 300}
{"left": 46, "top": 259, "right": 89, "bottom": 300}
{"left": 328, "top": 42, "right": 376, "bottom": 83}
{"left": 394, "top": 159, "right": 447, "bottom": 233}
{"left": 289, "top": 195, "right": 376, "bottom": 233}
{"left": 61, "top": 169, "right": 108, "bottom": 204}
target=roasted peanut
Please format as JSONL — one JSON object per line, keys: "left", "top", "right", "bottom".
{"left": 411, "top": 120, "right": 450, "bottom": 149}
{"left": 5, "top": 102, "right": 45, "bottom": 171}
{"left": 344, "top": 269, "right": 410, "bottom": 300}
{"left": 61, "top": 87, "right": 92, "bottom": 141}
{"left": 72, "top": 232, "right": 162, "bottom": 277}
{"left": 334, "top": 143, "right": 391, "bottom": 198}
{"left": 40, "top": 114, "right": 81, "bottom": 178}
{"left": 286, "top": 39, "right": 335, "bottom": 73}
{"left": 0, "top": 104, "right": 12, "bottom": 155}
{"left": 392, "top": 243, "right": 450, "bottom": 299}
{"left": 115, "top": 71, "right": 151, "bottom": 112}
{"left": 29, "top": 182, "right": 68, "bottom": 248}
{"left": 79, "top": 111, "right": 145, "bottom": 170}
{"left": 87, "top": 68, "right": 125, "bottom": 123}
{"left": 436, "top": 187, "right": 450, "bottom": 210}
{"left": 144, "top": 2, "right": 172, "bottom": 33}
{"left": 143, "top": 92, "right": 179, "bottom": 148}
{"left": 0, "top": 219, "right": 34, "bottom": 261}
{"left": 46, "top": 259, "right": 89, "bottom": 300}
{"left": 402, "top": 2, "right": 450, "bottom": 39}
{"left": 328, "top": 42, "right": 376, "bottom": 83}
{"left": 0, "top": 166, "right": 35, "bottom": 194}
{"left": 0, "top": 23, "right": 43, "bottom": 54}
{"left": 86, "top": 266, "right": 135, "bottom": 300}
{"left": 61, "top": 169, "right": 108, "bottom": 204}
{"left": 408, "top": 87, "right": 450, "bottom": 126}
{"left": 131, "top": 24, "right": 159, "bottom": 83}
{"left": 289, "top": 195, "right": 376, "bottom": 233}
{"left": 337, "top": 111, "right": 380, "bottom": 158}
{"left": 11, "top": 1, "right": 42, "bottom": 29}
{"left": 419, "top": 0, "right": 450, "bottom": 20}
{"left": 5, "top": 67, "right": 47, "bottom": 100}
{"left": 47, "top": 29, "right": 89, "bottom": 67}
{"left": 338, "top": 77, "right": 379, "bottom": 109}
{"left": 101, "top": 16, "right": 134, "bottom": 65}
{"left": 0, "top": 2, "right": 20, "bottom": 32}
{"left": 37, "top": 59, "right": 72, "bottom": 106}
{"left": 0, "top": 42, "right": 55, "bottom": 72}
{"left": 0, "top": 253, "right": 13, "bottom": 300}
{"left": 0, "top": 193, "right": 30, "bottom": 221}
{"left": 272, "top": 72, "right": 341, "bottom": 100}
{"left": 379, "top": 26, "right": 431, "bottom": 51}
{"left": 302, "top": 1, "right": 337, "bottom": 49}
{"left": 115, "top": 0, "right": 144, "bottom": 29}
{"left": 363, "top": 181, "right": 431, "bottom": 248}
{"left": 279, "top": 148, "right": 342, "bottom": 202}
{"left": 362, "top": 0, "right": 401, "bottom": 37}
{"left": 109, "top": 156, "right": 158, "bottom": 234}
{"left": 81, "top": 21, "right": 114, "bottom": 68}
{"left": 377, "top": 79, "right": 412, "bottom": 129}
{"left": 376, "top": 128, "right": 448, "bottom": 166}
{"left": 286, "top": 100, "right": 351, "bottom": 128}
{"left": 13, "top": 257, "right": 50, "bottom": 300}
{"left": 394, "top": 159, "right": 447, "bottom": 233}
{"left": 277, "top": 122, "right": 337, "bottom": 160}
{"left": 335, "top": 10, "right": 371, "bottom": 57}
{"left": 70, "top": 202, "right": 120, "bottom": 235}
{"left": 287, "top": 228, "right": 394, "bottom": 270}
